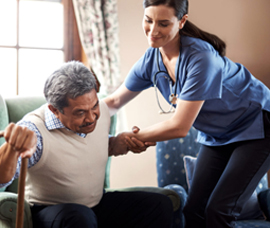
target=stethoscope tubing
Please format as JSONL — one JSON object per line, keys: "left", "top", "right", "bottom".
{"left": 153, "top": 71, "right": 175, "bottom": 114}
{"left": 153, "top": 48, "right": 181, "bottom": 114}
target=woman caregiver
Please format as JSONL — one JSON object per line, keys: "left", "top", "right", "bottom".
{"left": 104, "top": 0, "right": 270, "bottom": 227}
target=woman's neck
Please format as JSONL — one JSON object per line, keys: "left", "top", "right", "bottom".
{"left": 158, "top": 36, "right": 181, "bottom": 83}
{"left": 159, "top": 35, "right": 181, "bottom": 60}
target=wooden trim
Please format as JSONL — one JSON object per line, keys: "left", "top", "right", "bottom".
{"left": 63, "top": 0, "right": 82, "bottom": 62}
{"left": 81, "top": 48, "right": 89, "bottom": 67}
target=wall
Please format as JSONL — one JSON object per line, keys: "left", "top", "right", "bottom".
{"left": 110, "top": 0, "right": 270, "bottom": 188}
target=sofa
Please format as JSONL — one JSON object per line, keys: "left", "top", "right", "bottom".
{"left": 156, "top": 127, "right": 270, "bottom": 228}
{"left": 0, "top": 94, "right": 180, "bottom": 228}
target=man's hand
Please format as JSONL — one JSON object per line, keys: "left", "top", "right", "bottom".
{"left": 0, "top": 123, "right": 37, "bottom": 184}
{"left": 109, "top": 134, "right": 129, "bottom": 156}
{"left": 3, "top": 123, "right": 37, "bottom": 158}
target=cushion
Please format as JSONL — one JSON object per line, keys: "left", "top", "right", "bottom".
{"left": 164, "top": 184, "right": 188, "bottom": 228}
{"left": 258, "top": 189, "right": 270, "bottom": 220}
{"left": 183, "top": 155, "right": 197, "bottom": 189}
{"left": 183, "top": 155, "right": 265, "bottom": 220}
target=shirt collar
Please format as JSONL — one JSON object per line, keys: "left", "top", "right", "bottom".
{"left": 45, "top": 106, "right": 86, "bottom": 138}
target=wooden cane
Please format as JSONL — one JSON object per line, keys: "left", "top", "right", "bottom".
{"left": 0, "top": 131, "right": 28, "bottom": 228}
{"left": 15, "top": 157, "right": 28, "bottom": 228}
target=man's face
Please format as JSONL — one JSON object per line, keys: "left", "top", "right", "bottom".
{"left": 49, "top": 90, "right": 100, "bottom": 134}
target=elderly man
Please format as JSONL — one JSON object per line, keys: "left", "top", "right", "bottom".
{"left": 0, "top": 61, "right": 173, "bottom": 228}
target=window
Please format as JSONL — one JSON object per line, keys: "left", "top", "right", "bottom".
{"left": 0, "top": 0, "right": 82, "bottom": 97}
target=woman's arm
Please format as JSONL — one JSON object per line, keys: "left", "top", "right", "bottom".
{"left": 103, "top": 84, "right": 141, "bottom": 116}
{"left": 122, "top": 99, "right": 204, "bottom": 143}
{"left": 104, "top": 84, "right": 157, "bottom": 152}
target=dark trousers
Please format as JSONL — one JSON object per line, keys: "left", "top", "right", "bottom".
{"left": 31, "top": 191, "right": 173, "bottom": 228}
{"left": 183, "top": 111, "right": 270, "bottom": 228}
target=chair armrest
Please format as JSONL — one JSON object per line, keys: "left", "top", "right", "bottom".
{"left": 0, "top": 192, "right": 32, "bottom": 228}
{"left": 258, "top": 188, "right": 270, "bottom": 221}
{"left": 105, "top": 186, "right": 180, "bottom": 212}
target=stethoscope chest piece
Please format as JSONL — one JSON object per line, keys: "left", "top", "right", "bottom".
{"left": 169, "top": 93, "right": 178, "bottom": 104}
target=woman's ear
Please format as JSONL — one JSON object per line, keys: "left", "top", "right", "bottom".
{"left": 179, "top": 14, "right": 188, "bottom": 30}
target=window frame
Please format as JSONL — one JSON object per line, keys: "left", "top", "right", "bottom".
{"left": 0, "top": 0, "right": 83, "bottom": 95}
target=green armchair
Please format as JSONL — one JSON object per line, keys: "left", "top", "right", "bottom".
{"left": 0, "top": 94, "right": 180, "bottom": 228}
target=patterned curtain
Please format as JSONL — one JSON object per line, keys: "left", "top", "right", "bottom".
{"left": 72, "top": 0, "right": 121, "bottom": 95}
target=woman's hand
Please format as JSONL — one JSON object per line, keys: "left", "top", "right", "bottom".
{"left": 124, "top": 126, "right": 156, "bottom": 153}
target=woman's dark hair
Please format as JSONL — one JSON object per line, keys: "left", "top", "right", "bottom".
{"left": 143, "top": 0, "right": 226, "bottom": 56}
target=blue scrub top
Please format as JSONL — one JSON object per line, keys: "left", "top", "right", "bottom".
{"left": 125, "top": 35, "right": 270, "bottom": 146}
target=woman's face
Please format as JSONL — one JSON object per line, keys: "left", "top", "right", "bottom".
{"left": 143, "top": 5, "right": 183, "bottom": 49}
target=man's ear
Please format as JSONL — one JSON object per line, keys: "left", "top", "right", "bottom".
{"left": 48, "top": 104, "right": 60, "bottom": 118}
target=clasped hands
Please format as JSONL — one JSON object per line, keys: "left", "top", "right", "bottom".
{"left": 109, "top": 126, "right": 156, "bottom": 156}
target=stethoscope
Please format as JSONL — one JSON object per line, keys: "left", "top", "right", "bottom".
{"left": 153, "top": 48, "right": 181, "bottom": 114}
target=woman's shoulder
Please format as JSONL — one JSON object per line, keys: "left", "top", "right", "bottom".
{"left": 181, "top": 35, "right": 223, "bottom": 67}
{"left": 181, "top": 35, "right": 216, "bottom": 54}
{"left": 128, "top": 47, "right": 156, "bottom": 77}
{"left": 134, "top": 47, "right": 156, "bottom": 68}
{"left": 144, "top": 47, "right": 156, "bottom": 59}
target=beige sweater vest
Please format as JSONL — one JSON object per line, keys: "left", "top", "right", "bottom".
{"left": 24, "top": 101, "right": 110, "bottom": 208}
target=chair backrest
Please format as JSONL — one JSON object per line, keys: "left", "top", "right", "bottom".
{"left": 105, "top": 114, "right": 117, "bottom": 189}
{"left": 5, "top": 96, "right": 47, "bottom": 123}
{"left": 0, "top": 94, "right": 9, "bottom": 146}
{"left": 156, "top": 127, "right": 201, "bottom": 192}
